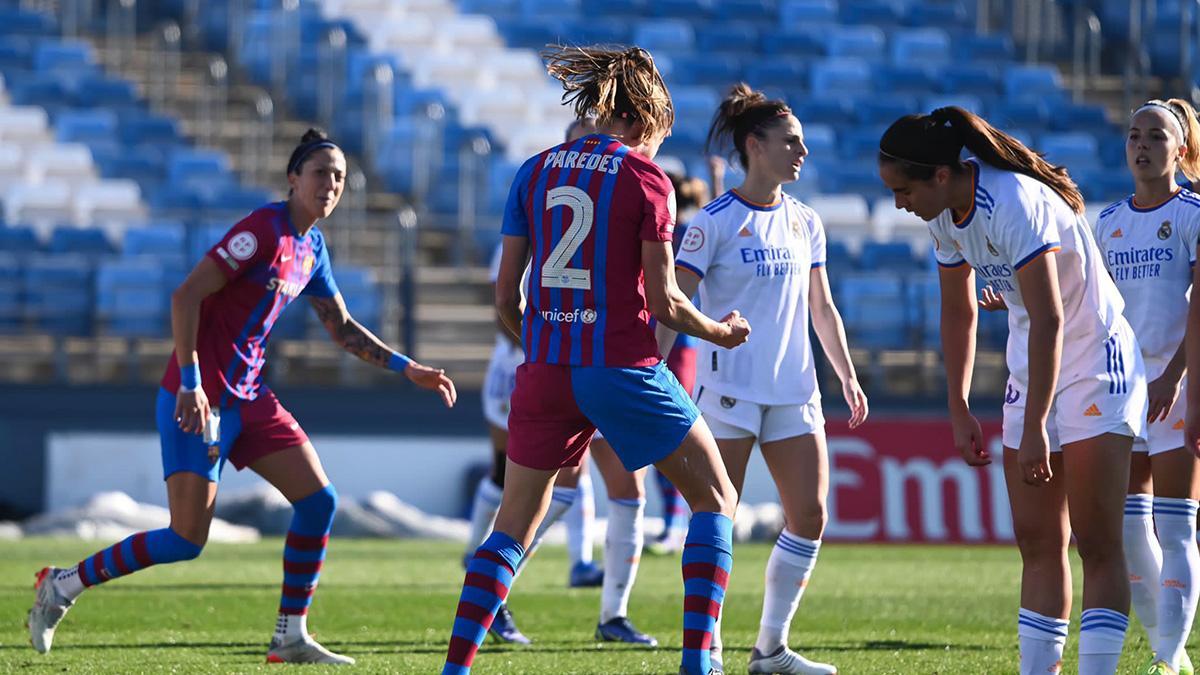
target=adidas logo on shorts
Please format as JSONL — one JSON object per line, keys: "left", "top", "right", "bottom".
{"left": 1083, "top": 403, "right": 1102, "bottom": 417}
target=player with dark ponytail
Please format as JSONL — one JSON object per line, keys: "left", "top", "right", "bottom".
{"left": 879, "top": 108, "right": 1147, "bottom": 675}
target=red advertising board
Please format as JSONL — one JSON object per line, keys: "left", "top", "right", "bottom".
{"left": 823, "top": 416, "right": 1009, "bottom": 543}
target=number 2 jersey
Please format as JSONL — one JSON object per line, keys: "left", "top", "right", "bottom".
{"left": 929, "top": 159, "right": 1128, "bottom": 390}
{"left": 1094, "top": 188, "right": 1200, "bottom": 380}
{"left": 501, "top": 133, "right": 675, "bottom": 368}
{"left": 161, "top": 202, "right": 339, "bottom": 406}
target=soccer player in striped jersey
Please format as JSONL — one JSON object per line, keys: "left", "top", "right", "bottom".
{"left": 441, "top": 45, "right": 748, "bottom": 675}
{"left": 467, "top": 117, "right": 604, "bottom": 645}
{"left": 879, "top": 108, "right": 1148, "bottom": 675}
{"left": 1098, "top": 99, "right": 1200, "bottom": 675}
{"left": 26, "top": 129, "right": 456, "bottom": 664}
{"left": 663, "top": 84, "right": 867, "bottom": 675}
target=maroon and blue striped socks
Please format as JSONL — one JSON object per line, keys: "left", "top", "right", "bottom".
{"left": 443, "top": 531, "right": 525, "bottom": 675}
{"left": 681, "top": 512, "right": 734, "bottom": 675}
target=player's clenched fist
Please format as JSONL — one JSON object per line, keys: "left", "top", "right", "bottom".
{"left": 715, "top": 309, "right": 750, "bottom": 349}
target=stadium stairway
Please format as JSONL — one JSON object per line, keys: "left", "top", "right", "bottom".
{"left": 63, "top": 14, "right": 499, "bottom": 387}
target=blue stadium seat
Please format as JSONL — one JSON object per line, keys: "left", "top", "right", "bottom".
{"left": 959, "top": 33, "right": 1015, "bottom": 63}
{"left": 96, "top": 258, "right": 167, "bottom": 337}
{"left": 561, "top": 18, "right": 630, "bottom": 44}
{"left": 828, "top": 25, "right": 885, "bottom": 60}
{"left": 715, "top": 0, "right": 777, "bottom": 22}
{"left": 872, "top": 63, "right": 941, "bottom": 95}
{"left": 55, "top": 108, "right": 118, "bottom": 145}
{"left": 519, "top": 0, "right": 582, "bottom": 17}
{"left": 671, "top": 86, "right": 721, "bottom": 130}
{"left": 990, "top": 99, "right": 1049, "bottom": 130}
{"left": 860, "top": 241, "right": 918, "bottom": 271}
{"left": 744, "top": 59, "right": 807, "bottom": 89}
{"left": 937, "top": 63, "right": 1002, "bottom": 97}
{"left": 48, "top": 227, "right": 114, "bottom": 255}
{"left": 1048, "top": 102, "right": 1112, "bottom": 134}
{"left": 0, "top": 225, "right": 40, "bottom": 253}
{"left": 650, "top": 0, "right": 713, "bottom": 19}
{"left": 1040, "top": 132, "right": 1101, "bottom": 171}
{"left": 33, "top": 39, "right": 94, "bottom": 73}
{"left": 922, "top": 94, "right": 985, "bottom": 115}
{"left": 73, "top": 77, "right": 138, "bottom": 109}
{"left": 905, "top": 272, "right": 941, "bottom": 347}
{"left": 801, "top": 124, "right": 837, "bottom": 156}
{"left": 839, "top": 0, "right": 903, "bottom": 26}
{"left": 1076, "top": 168, "right": 1130, "bottom": 203}
{"left": 494, "top": 18, "right": 562, "bottom": 49}
{"left": 695, "top": 23, "right": 760, "bottom": 54}
{"left": 823, "top": 239, "right": 856, "bottom": 274}
{"left": 760, "top": 27, "right": 827, "bottom": 57}
{"left": 632, "top": 19, "right": 695, "bottom": 53}
{"left": 1002, "top": 64, "right": 1064, "bottom": 101}
{"left": 0, "top": 252, "right": 21, "bottom": 332}
{"left": 792, "top": 98, "right": 853, "bottom": 125}
{"left": 579, "top": 0, "right": 643, "bottom": 17}
{"left": 839, "top": 272, "right": 909, "bottom": 349}
{"left": 118, "top": 113, "right": 182, "bottom": 146}
{"left": 856, "top": 96, "right": 920, "bottom": 125}
{"left": 904, "top": 2, "right": 969, "bottom": 29}
{"left": 669, "top": 54, "right": 743, "bottom": 87}
{"left": 23, "top": 255, "right": 93, "bottom": 336}
{"left": 810, "top": 57, "right": 873, "bottom": 95}
{"left": 778, "top": 0, "right": 839, "bottom": 28}
{"left": 840, "top": 125, "right": 889, "bottom": 157}
{"left": 0, "top": 9, "right": 57, "bottom": 36}
{"left": 167, "top": 148, "right": 232, "bottom": 187}
{"left": 891, "top": 28, "right": 951, "bottom": 66}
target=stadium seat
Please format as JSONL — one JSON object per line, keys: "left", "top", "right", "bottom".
{"left": 0, "top": 225, "right": 39, "bottom": 253}
{"left": 839, "top": 0, "right": 903, "bottom": 26}
{"left": 1002, "top": 64, "right": 1064, "bottom": 101}
{"left": 649, "top": 0, "right": 714, "bottom": 19}
{"left": 828, "top": 25, "right": 885, "bottom": 60}
{"left": 808, "top": 193, "right": 872, "bottom": 243}
{"left": 96, "top": 258, "right": 167, "bottom": 337}
{"left": 860, "top": 240, "right": 919, "bottom": 271}
{"left": 839, "top": 272, "right": 910, "bottom": 349}
{"left": 1040, "top": 132, "right": 1102, "bottom": 172}
{"left": 936, "top": 63, "right": 1002, "bottom": 97}
{"left": 778, "top": 0, "right": 839, "bottom": 28}
{"left": 761, "top": 27, "right": 827, "bottom": 57}
{"left": 695, "top": 23, "right": 760, "bottom": 55}
{"left": 23, "top": 254, "right": 93, "bottom": 335}
{"left": 959, "top": 33, "right": 1015, "bottom": 63}
{"left": 872, "top": 63, "right": 941, "bottom": 95}
{"left": 904, "top": 2, "right": 968, "bottom": 29}
{"left": 632, "top": 19, "right": 695, "bottom": 54}
{"left": 48, "top": 226, "right": 114, "bottom": 255}
{"left": 0, "top": 251, "right": 21, "bottom": 332}
{"left": 26, "top": 143, "right": 95, "bottom": 182}
{"left": 810, "top": 58, "right": 873, "bottom": 95}
{"left": 891, "top": 28, "right": 951, "bottom": 66}
{"left": 54, "top": 109, "right": 118, "bottom": 145}
{"left": 33, "top": 39, "right": 94, "bottom": 74}
{"left": 74, "top": 180, "right": 144, "bottom": 228}
{"left": 5, "top": 180, "right": 74, "bottom": 231}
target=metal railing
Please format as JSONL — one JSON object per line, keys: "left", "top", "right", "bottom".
{"left": 1071, "top": 4, "right": 1102, "bottom": 102}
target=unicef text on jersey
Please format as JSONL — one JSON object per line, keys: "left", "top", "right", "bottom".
{"left": 540, "top": 308, "right": 598, "bottom": 324}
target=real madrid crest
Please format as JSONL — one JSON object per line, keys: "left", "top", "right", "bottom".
{"left": 1159, "top": 221, "right": 1173, "bottom": 240}
{"left": 789, "top": 216, "right": 802, "bottom": 238}
{"left": 986, "top": 237, "right": 999, "bottom": 257}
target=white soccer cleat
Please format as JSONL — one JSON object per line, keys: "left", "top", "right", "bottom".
{"left": 27, "top": 566, "right": 73, "bottom": 654}
{"left": 748, "top": 645, "right": 837, "bottom": 674}
{"left": 267, "top": 634, "right": 356, "bottom": 665}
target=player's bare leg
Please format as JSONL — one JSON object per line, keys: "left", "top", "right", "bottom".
{"left": 252, "top": 443, "right": 352, "bottom": 665}
{"left": 749, "top": 433, "right": 835, "bottom": 675}
{"left": 590, "top": 440, "right": 656, "bottom": 645}
{"left": 1004, "top": 447, "right": 1071, "bottom": 674}
{"left": 1063, "top": 432, "right": 1133, "bottom": 674}
{"left": 654, "top": 418, "right": 738, "bottom": 675}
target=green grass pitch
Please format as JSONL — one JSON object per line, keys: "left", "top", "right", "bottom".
{"left": 0, "top": 538, "right": 1168, "bottom": 673}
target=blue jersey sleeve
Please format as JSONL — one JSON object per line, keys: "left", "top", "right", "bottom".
{"left": 301, "top": 235, "right": 339, "bottom": 298}
{"left": 501, "top": 156, "right": 537, "bottom": 237}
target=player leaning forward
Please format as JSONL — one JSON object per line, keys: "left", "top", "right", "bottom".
{"left": 878, "top": 107, "right": 1147, "bottom": 675}
{"left": 26, "top": 129, "right": 456, "bottom": 664}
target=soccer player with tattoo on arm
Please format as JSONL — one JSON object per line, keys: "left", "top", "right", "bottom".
{"left": 26, "top": 129, "right": 456, "bottom": 665}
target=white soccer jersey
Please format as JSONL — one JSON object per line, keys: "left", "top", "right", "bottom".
{"left": 929, "top": 159, "right": 1127, "bottom": 390}
{"left": 675, "top": 189, "right": 826, "bottom": 405}
{"left": 1094, "top": 189, "right": 1200, "bottom": 380}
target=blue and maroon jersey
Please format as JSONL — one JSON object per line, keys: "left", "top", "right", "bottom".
{"left": 501, "top": 133, "right": 676, "bottom": 368}
{"left": 161, "top": 202, "right": 339, "bottom": 406}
